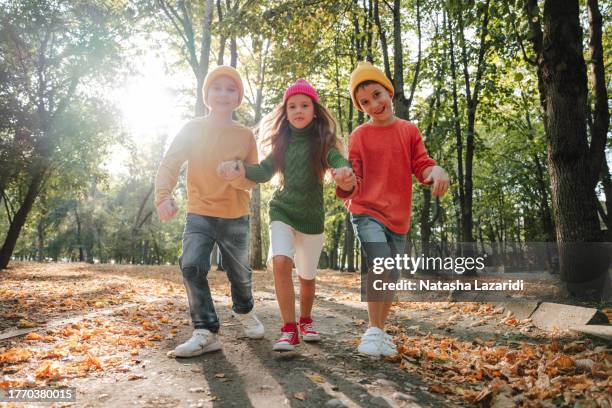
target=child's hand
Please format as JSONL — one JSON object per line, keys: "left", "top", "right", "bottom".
{"left": 217, "top": 160, "right": 245, "bottom": 181}
{"left": 157, "top": 198, "right": 178, "bottom": 221}
{"left": 423, "top": 165, "right": 450, "bottom": 197}
{"left": 332, "top": 167, "right": 356, "bottom": 192}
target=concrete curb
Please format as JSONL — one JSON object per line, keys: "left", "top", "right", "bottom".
{"left": 503, "top": 301, "right": 611, "bottom": 342}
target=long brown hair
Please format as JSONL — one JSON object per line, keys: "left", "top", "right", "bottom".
{"left": 259, "top": 99, "right": 339, "bottom": 182}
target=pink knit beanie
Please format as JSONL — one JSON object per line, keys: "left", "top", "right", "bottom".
{"left": 283, "top": 79, "right": 319, "bottom": 104}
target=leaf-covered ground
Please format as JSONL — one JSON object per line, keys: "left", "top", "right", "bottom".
{"left": 0, "top": 263, "right": 610, "bottom": 407}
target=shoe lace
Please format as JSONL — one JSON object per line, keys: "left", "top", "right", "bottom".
{"left": 278, "top": 331, "right": 295, "bottom": 342}
{"left": 301, "top": 323, "right": 315, "bottom": 333}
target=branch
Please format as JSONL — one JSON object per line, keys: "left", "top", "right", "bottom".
{"left": 595, "top": 200, "right": 609, "bottom": 229}
{"left": 471, "top": 0, "right": 491, "bottom": 106}
{"left": 391, "top": 0, "right": 404, "bottom": 96}
{"left": 352, "top": 0, "right": 363, "bottom": 61}
{"left": 505, "top": 1, "right": 534, "bottom": 65}
{"left": 50, "top": 74, "right": 79, "bottom": 122}
{"left": 406, "top": 0, "right": 422, "bottom": 111}
{"left": 456, "top": 1, "right": 472, "bottom": 104}
{"left": 133, "top": 185, "right": 154, "bottom": 233}
{"left": 3, "top": 23, "right": 36, "bottom": 104}
{"left": 158, "top": 0, "right": 190, "bottom": 50}
{"left": 364, "top": 0, "right": 374, "bottom": 63}
{"left": 158, "top": 0, "right": 198, "bottom": 73}
{"left": 431, "top": 197, "right": 442, "bottom": 225}
{"left": 586, "top": 0, "right": 610, "bottom": 185}
{"left": 2, "top": 190, "right": 14, "bottom": 224}
{"left": 373, "top": 0, "right": 392, "bottom": 80}
{"left": 198, "top": 0, "right": 214, "bottom": 79}
{"left": 217, "top": 0, "right": 226, "bottom": 65}
{"left": 178, "top": 1, "right": 198, "bottom": 68}
{"left": 137, "top": 211, "right": 153, "bottom": 230}
{"left": 36, "top": 26, "right": 52, "bottom": 120}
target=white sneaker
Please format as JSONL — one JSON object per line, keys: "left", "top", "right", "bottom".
{"left": 174, "top": 329, "right": 221, "bottom": 357}
{"left": 232, "top": 310, "right": 265, "bottom": 339}
{"left": 379, "top": 330, "right": 398, "bottom": 357}
{"left": 357, "top": 327, "right": 383, "bottom": 357}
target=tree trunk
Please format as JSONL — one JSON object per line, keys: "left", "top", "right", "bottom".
{"left": 195, "top": 0, "right": 214, "bottom": 116}
{"left": 345, "top": 213, "right": 355, "bottom": 272}
{"left": 420, "top": 189, "right": 432, "bottom": 257}
{"left": 456, "top": 0, "right": 490, "bottom": 247}
{"left": 249, "top": 186, "right": 263, "bottom": 269}
{"left": 74, "top": 206, "right": 84, "bottom": 262}
{"left": 248, "top": 38, "right": 268, "bottom": 269}
{"left": 419, "top": 75, "right": 442, "bottom": 261}
{"left": 526, "top": 0, "right": 609, "bottom": 297}
{"left": 587, "top": 0, "right": 610, "bottom": 239}
{"left": 447, "top": 16, "right": 464, "bottom": 245}
{"left": 586, "top": 0, "right": 609, "bottom": 184}
{"left": 216, "top": 0, "right": 226, "bottom": 65}
{"left": 37, "top": 219, "right": 44, "bottom": 262}
{"left": 332, "top": 220, "right": 342, "bottom": 270}
{"left": 0, "top": 168, "right": 45, "bottom": 269}
{"left": 599, "top": 158, "right": 612, "bottom": 239}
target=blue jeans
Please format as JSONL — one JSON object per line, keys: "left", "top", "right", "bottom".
{"left": 180, "top": 214, "right": 254, "bottom": 333}
{"left": 351, "top": 214, "right": 406, "bottom": 301}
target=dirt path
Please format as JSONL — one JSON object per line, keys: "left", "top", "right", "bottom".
{"left": 72, "top": 289, "right": 450, "bottom": 408}
{"left": 1, "top": 263, "right": 610, "bottom": 407}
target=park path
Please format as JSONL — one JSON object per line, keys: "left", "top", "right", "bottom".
{"left": 0, "top": 263, "right": 609, "bottom": 407}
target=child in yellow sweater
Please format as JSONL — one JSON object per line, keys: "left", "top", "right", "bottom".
{"left": 155, "top": 66, "right": 264, "bottom": 358}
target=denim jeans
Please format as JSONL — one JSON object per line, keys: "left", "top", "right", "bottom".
{"left": 180, "top": 213, "right": 254, "bottom": 333}
{"left": 350, "top": 214, "right": 406, "bottom": 301}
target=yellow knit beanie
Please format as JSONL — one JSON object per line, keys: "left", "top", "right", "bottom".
{"left": 349, "top": 61, "right": 394, "bottom": 111}
{"left": 202, "top": 65, "right": 244, "bottom": 107}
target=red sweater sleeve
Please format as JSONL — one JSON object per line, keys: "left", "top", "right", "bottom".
{"left": 410, "top": 125, "right": 436, "bottom": 184}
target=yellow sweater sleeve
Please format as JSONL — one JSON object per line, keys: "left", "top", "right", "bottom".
{"left": 229, "top": 132, "right": 259, "bottom": 191}
{"left": 154, "top": 123, "right": 192, "bottom": 206}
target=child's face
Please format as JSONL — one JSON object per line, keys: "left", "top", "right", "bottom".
{"left": 285, "top": 94, "right": 315, "bottom": 129}
{"left": 207, "top": 76, "right": 240, "bottom": 114}
{"left": 355, "top": 83, "right": 394, "bottom": 125}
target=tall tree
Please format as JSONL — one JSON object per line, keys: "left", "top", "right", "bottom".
{"left": 525, "top": 0, "right": 610, "bottom": 297}
{"left": 0, "top": 1, "right": 127, "bottom": 269}
{"left": 446, "top": 0, "right": 491, "bottom": 249}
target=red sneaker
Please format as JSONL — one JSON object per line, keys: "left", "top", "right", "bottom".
{"left": 273, "top": 322, "right": 299, "bottom": 351}
{"left": 299, "top": 317, "right": 321, "bottom": 342}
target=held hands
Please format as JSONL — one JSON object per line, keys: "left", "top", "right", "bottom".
{"left": 332, "top": 166, "right": 356, "bottom": 192}
{"left": 217, "top": 160, "right": 245, "bottom": 181}
{"left": 156, "top": 198, "right": 178, "bottom": 222}
{"left": 423, "top": 165, "right": 450, "bottom": 197}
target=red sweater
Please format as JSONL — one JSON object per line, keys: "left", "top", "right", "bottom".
{"left": 337, "top": 119, "right": 436, "bottom": 234}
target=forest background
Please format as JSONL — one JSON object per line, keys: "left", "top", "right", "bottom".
{"left": 0, "top": 0, "right": 610, "bottom": 299}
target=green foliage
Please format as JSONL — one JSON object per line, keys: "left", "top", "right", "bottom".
{"left": 5, "top": 0, "right": 602, "bottom": 268}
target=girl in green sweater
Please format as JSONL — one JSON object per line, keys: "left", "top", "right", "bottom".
{"left": 218, "top": 79, "right": 355, "bottom": 351}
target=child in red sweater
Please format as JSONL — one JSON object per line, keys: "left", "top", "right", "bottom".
{"left": 338, "top": 62, "right": 449, "bottom": 357}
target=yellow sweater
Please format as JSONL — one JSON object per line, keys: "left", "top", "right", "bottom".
{"left": 154, "top": 116, "right": 258, "bottom": 218}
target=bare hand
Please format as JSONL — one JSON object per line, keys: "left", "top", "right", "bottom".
{"left": 217, "top": 160, "right": 245, "bottom": 181}
{"left": 332, "top": 166, "right": 356, "bottom": 192}
{"left": 423, "top": 166, "right": 450, "bottom": 197}
{"left": 157, "top": 198, "right": 178, "bottom": 221}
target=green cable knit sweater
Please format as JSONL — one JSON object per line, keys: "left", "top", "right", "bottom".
{"left": 244, "top": 123, "right": 349, "bottom": 234}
